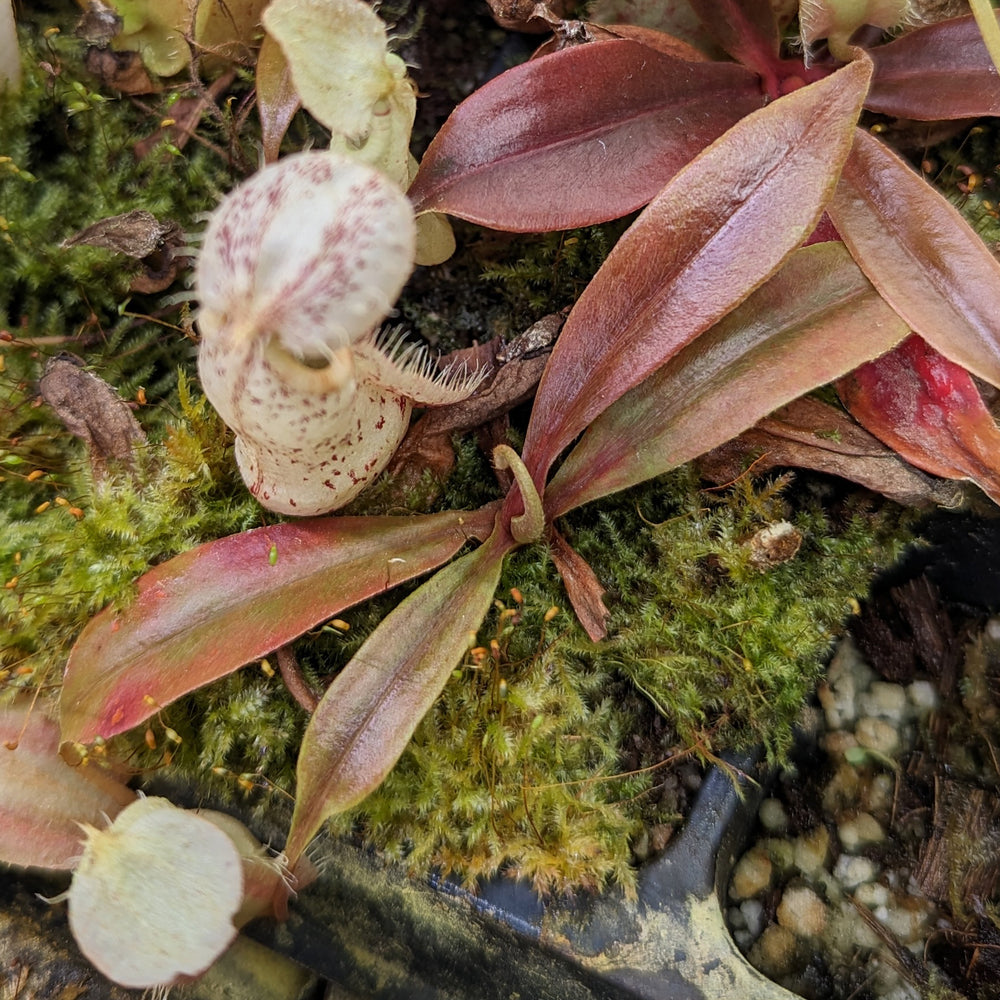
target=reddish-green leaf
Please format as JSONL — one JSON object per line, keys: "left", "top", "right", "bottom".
{"left": 829, "top": 128, "right": 1000, "bottom": 388}
{"left": 0, "top": 702, "right": 136, "bottom": 870}
{"left": 407, "top": 39, "right": 762, "bottom": 232}
{"left": 839, "top": 334, "right": 1000, "bottom": 504}
{"left": 520, "top": 59, "right": 872, "bottom": 494}
{"left": 866, "top": 14, "right": 1000, "bottom": 119}
{"left": 284, "top": 523, "right": 512, "bottom": 864}
{"left": 687, "top": 0, "right": 780, "bottom": 85}
{"left": 60, "top": 506, "right": 498, "bottom": 744}
{"left": 548, "top": 528, "right": 609, "bottom": 642}
{"left": 543, "top": 242, "right": 909, "bottom": 518}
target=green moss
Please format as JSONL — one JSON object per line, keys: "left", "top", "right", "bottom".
{"left": 0, "top": 14, "right": 263, "bottom": 688}
{"left": 37, "top": 437, "right": 908, "bottom": 898}
{"left": 325, "top": 571, "right": 651, "bottom": 896}
{"left": 478, "top": 224, "right": 623, "bottom": 322}
{"left": 570, "top": 467, "right": 913, "bottom": 764}
{"left": 0, "top": 373, "right": 261, "bottom": 689}
{"left": 319, "top": 467, "right": 912, "bottom": 895}
{"left": 927, "top": 120, "right": 1000, "bottom": 245}
{"left": 0, "top": 24, "right": 246, "bottom": 345}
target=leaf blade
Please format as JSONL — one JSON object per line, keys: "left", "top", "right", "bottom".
{"left": 828, "top": 127, "right": 1000, "bottom": 388}
{"left": 284, "top": 524, "right": 511, "bottom": 863}
{"left": 544, "top": 242, "right": 909, "bottom": 516}
{"left": 0, "top": 703, "right": 136, "bottom": 870}
{"left": 408, "top": 40, "right": 763, "bottom": 232}
{"left": 865, "top": 13, "right": 1000, "bottom": 119}
{"left": 255, "top": 33, "right": 300, "bottom": 163}
{"left": 60, "top": 506, "right": 498, "bottom": 744}
{"left": 523, "top": 59, "right": 873, "bottom": 491}
{"left": 839, "top": 334, "right": 1000, "bottom": 504}
{"left": 687, "top": 0, "right": 779, "bottom": 81}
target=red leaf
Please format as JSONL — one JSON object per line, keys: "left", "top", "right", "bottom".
{"left": 520, "top": 60, "right": 872, "bottom": 495}
{"left": 828, "top": 127, "right": 1000, "bottom": 388}
{"left": 0, "top": 702, "right": 136, "bottom": 870}
{"left": 543, "top": 242, "right": 909, "bottom": 517}
{"left": 548, "top": 528, "right": 609, "bottom": 642}
{"left": 284, "top": 523, "right": 512, "bottom": 863}
{"left": 60, "top": 506, "right": 499, "bottom": 744}
{"left": 839, "top": 334, "right": 1000, "bottom": 504}
{"left": 687, "top": 0, "right": 780, "bottom": 88}
{"left": 407, "top": 39, "right": 762, "bottom": 232}
{"left": 866, "top": 14, "right": 1000, "bottom": 119}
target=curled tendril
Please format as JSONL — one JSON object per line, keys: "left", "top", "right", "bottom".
{"left": 493, "top": 444, "right": 544, "bottom": 544}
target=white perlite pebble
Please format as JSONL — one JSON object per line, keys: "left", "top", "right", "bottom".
{"left": 730, "top": 846, "right": 773, "bottom": 900}
{"left": 854, "top": 716, "right": 901, "bottom": 757}
{"left": 881, "top": 985, "right": 921, "bottom": 1000}
{"left": 776, "top": 884, "right": 827, "bottom": 937}
{"left": 818, "top": 638, "right": 874, "bottom": 729}
{"left": 863, "top": 772, "right": 895, "bottom": 815}
{"left": 758, "top": 797, "right": 789, "bottom": 833}
{"left": 792, "top": 825, "right": 830, "bottom": 876}
{"left": 854, "top": 882, "right": 890, "bottom": 909}
{"left": 907, "top": 680, "right": 938, "bottom": 715}
{"left": 877, "top": 896, "right": 934, "bottom": 944}
{"left": 824, "top": 760, "right": 863, "bottom": 814}
{"left": 811, "top": 867, "right": 841, "bottom": 902}
{"left": 762, "top": 837, "right": 795, "bottom": 875}
{"left": 822, "top": 729, "right": 859, "bottom": 757}
{"left": 826, "top": 899, "right": 881, "bottom": 954}
{"left": 833, "top": 852, "right": 878, "bottom": 889}
{"left": 858, "top": 682, "right": 909, "bottom": 724}
{"left": 817, "top": 677, "right": 855, "bottom": 732}
{"left": 868, "top": 959, "right": 919, "bottom": 1000}
{"left": 839, "top": 811, "right": 885, "bottom": 852}
{"left": 740, "top": 899, "right": 765, "bottom": 938}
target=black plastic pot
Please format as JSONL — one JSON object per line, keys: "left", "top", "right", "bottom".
{"left": 244, "top": 755, "right": 798, "bottom": 1000}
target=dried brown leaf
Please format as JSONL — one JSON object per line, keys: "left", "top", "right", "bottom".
{"left": 38, "top": 355, "right": 146, "bottom": 481}
{"left": 83, "top": 46, "right": 156, "bottom": 94}
{"left": 63, "top": 209, "right": 173, "bottom": 258}
{"left": 696, "top": 396, "right": 966, "bottom": 508}
{"left": 386, "top": 316, "right": 561, "bottom": 496}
